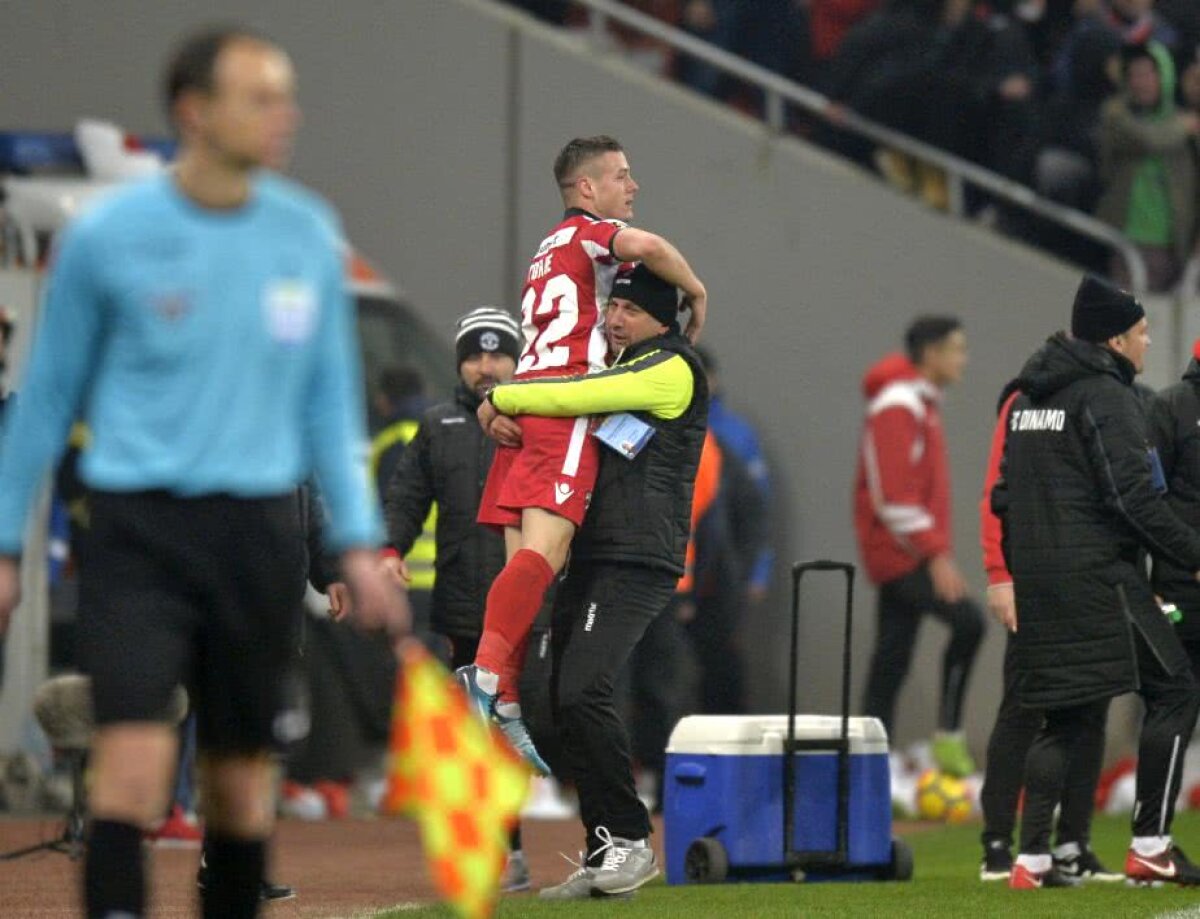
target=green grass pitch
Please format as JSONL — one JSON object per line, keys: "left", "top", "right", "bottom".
{"left": 382, "top": 812, "right": 1200, "bottom": 918}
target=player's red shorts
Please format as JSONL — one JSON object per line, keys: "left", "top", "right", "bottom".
{"left": 477, "top": 415, "right": 599, "bottom": 529}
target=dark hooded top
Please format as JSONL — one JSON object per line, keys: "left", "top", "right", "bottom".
{"left": 1148, "top": 353, "right": 1200, "bottom": 640}
{"left": 992, "top": 333, "right": 1200, "bottom": 708}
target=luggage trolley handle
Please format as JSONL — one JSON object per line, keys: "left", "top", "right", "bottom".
{"left": 789, "top": 560, "right": 855, "bottom": 733}
{"left": 785, "top": 560, "right": 856, "bottom": 867}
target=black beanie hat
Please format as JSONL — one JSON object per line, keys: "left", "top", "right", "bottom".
{"left": 1071, "top": 275, "right": 1145, "bottom": 343}
{"left": 611, "top": 264, "right": 679, "bottom": 329}
{"left": 454, "top": 306, "right": 521, "bottom": 366}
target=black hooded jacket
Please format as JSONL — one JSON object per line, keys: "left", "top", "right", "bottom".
{"left": 384, "top": 383, "right": 516, "bottom": 639}
{"left": 992, "top": 333, "right": 1200, "bottom": 709}
{"left": 571, "top": 333, "right": 709, "bottom": 575}
{"left": 1148, "top": 357, "right": 1200, "bottom": 639}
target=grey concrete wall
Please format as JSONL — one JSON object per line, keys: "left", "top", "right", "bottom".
{"left": 2, "top": 0, "right": 1104, "bottom": 755}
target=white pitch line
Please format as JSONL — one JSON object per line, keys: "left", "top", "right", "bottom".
{"left": 319, "top": 903, "right": 428, "bottom": 919}
{"left": 1154, "top": 908, "right": 1200, "bottom": 919}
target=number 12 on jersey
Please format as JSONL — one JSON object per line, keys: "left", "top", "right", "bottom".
{"left": 518, "top": 274, "right": 580, "bottom": 375}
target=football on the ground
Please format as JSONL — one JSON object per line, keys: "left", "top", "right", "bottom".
{"left": 915, "top": 768, "right": 972, "bottom": 824}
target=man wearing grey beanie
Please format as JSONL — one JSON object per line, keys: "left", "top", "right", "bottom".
{"left": 380, "top": 306, "right": 543, "bottom": 893}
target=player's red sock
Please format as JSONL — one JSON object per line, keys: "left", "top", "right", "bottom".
{"left": 476, "top": 549, "right": 555, "bottom": 690}
{"left": 497, "top": 634, "right": 530, "bottom": 706}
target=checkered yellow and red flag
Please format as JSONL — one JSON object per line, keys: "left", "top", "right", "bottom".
{"left": 384, "top": 641, "right": 530, "bottom": 919}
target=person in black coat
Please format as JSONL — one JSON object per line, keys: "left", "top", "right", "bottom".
{"left": 993, "top": 275, "right": 1200, "bottom": 889}
{"left": 382, "top": 306, "right": 548, "bottom": 893}
{"left": 1147, "top": 342, "right": 1200, "bottom": 685}
{"left": 0, "top": 306, "right": 13, "bottom": 689}
{"left": 384, "top": 309, "right": 521, "bottom": 653}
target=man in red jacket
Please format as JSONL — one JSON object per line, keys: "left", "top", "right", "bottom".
{"left": 854, "top": 316, "right": 983, "bottom": 777}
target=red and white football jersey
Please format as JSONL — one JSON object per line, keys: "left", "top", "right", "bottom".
{"left": 516, "top": 208, "right": 624, "bottom": 380}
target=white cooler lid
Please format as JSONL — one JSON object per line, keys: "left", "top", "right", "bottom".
{"left": 666, "top": 715, "right": 889, "bottom": 756}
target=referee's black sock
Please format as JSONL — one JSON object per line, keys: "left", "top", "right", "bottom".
{"left": 85, "top": 819, "right": 145, "bottom": 918}
{"left": 202, "top": 834, "right": 266, "bottom": 919}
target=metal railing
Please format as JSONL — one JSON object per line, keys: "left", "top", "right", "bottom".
{"left": 1182, "top": 256, "right": 1200, "bottom": 305}
{"left": 1178, "top": 255, "right": 1200, "bottom": 370}
{"left": 574, "top": 0, "right": 1148, "bottom": 293}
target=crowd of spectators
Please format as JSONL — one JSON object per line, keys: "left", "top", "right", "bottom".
{"left": 506, "top": 0, "right": 1200, "bottom": 292}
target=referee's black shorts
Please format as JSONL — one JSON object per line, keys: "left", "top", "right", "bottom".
{"left": 77, "top": 489, "right": 307, "bottom": 754}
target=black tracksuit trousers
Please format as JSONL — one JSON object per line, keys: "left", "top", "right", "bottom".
{"left": 981, "top": 633, "right": 1107, "bottom": 850}
{"left": 1020, "top": 627, "right": 1200, "bottom": 854}
{"left": 551, "top": 561, "right": 677, "bottom": 854}
{"left": 863, "top": 565, "right": 985, "bottom": 736}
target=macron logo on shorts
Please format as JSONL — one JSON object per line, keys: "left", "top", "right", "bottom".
{"left": 555, "top": 481, "right": 575, "bottom": 505}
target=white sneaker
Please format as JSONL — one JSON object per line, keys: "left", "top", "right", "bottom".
{"left": 279, "top": 785, "right": 327, "bottom": 821}
{"left": 538, "top": 861, "right": 595, "bottom": 900}
{"left": 539, "top": 837, "right": 641, "bottom": 901}
{"left": 502, "top": 850, "right": 531, "bottom": 893}
{"left": 590, "top": 827, "right": 659, "bottom": 895}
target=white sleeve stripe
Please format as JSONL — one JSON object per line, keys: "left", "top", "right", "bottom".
{"left": 867, "top": 381, "right": 927, "bottom": 419}
{"left": 560, "top": 415, "right": 589, "bottom": 477}
{"left": 863, "top": 433, "right": 932, "bottom": 548}
{"left": 581, "top": 239, "right": 614, "bottom": 262}
{"left": 879, "top": 505, "right": 935, "bottom": 534}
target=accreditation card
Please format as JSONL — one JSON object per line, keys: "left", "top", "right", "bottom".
{"left": 592, "top": 412, "right": 655, "bottom": 460}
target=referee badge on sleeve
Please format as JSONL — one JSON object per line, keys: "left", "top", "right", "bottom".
{"left": 264, "top": 278, "right": 317, "bottom": 344}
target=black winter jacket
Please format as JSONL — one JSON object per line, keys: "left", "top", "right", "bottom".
{"left": 993, "top": 333, "right": 1200, "bottom": 709}
{"left": 1148, "top": 358, "right": 1200, "bottom": 640}
{"left": 572, "top": 333, "right": 709, "bottom": 575}
{"left": 383, "top": 384, "right": 511, "bottom": 639}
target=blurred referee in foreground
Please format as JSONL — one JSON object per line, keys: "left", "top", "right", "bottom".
{"left": 0, "top": 27, "right": 406, "bottom": 919}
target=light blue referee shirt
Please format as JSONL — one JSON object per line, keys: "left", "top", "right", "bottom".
{"left": 0, "top": 171, "right": 382, "bottom": 553}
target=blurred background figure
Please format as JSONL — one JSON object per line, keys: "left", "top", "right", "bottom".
{"left": 1034, "top": 17, "right": 1121, "bottom": 210}
{"left": 368, "top": 366, "right": 435, "bottom": 641}
{"left": 1181, "top": 52, "right": 1200, "bottom": 119}
{"left": 1096, "top": 42, "right": 1198, "bottom": 291}
{"left": 855, "top": 317, "right": 984, "bottom": 778}
{"left": 696, "top": 347, "right": 774, "bottom": 607}
{"left": 827, "top": 0, "right": 1038, "bottom": 208}
{"left": 687, "top": 349, "right": 771, "bottom": 715}
{"left": 0, "top": 307, "right": 13, "bottom": 693}
{"left": 807, "top": 0, "right": 883, "bottom": 89}
{"left": 677, "top": 0, "right": 808, "bottom": 113}
{"left": 0, "top": 306, "right": 13, "bottom": 413}
{"left": 369, "top": 367, "right": 430, "bottom": 498}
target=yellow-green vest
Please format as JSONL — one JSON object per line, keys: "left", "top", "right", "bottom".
{"left": 370, "top": 419, "right": 437, "bottom": 590}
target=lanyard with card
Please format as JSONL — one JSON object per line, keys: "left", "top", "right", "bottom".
{"left": 593, "top": 412, "right": 655, "bottom": 460}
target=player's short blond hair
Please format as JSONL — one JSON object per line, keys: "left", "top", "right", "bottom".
{"left": 553, "top": 135, "right": 624, "bottom": 188}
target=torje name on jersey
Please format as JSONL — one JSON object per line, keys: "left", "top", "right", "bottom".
{"left": 528, "top": 254, "right": 553, "bottom": 282}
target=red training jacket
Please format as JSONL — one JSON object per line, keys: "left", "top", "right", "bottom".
{"left": 853, "top": 353, "right": 951, "bottom": 585}
{"left": 979, "top": 390, "right": 1018, "bottom": 588}
{"left": 809, "top": 0, "right": 882, "bottom": 61}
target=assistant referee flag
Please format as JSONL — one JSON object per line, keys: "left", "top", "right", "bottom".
{"left": 384, "top": 642, "right": 529, "bottom": 918}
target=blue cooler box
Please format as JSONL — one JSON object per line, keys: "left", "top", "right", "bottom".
{"left": 664, "top": 715, "right": 892, "bottom": 884}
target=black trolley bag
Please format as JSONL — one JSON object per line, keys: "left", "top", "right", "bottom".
{"left": 679, "top": 560, "right": 913, "bottom": 884}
